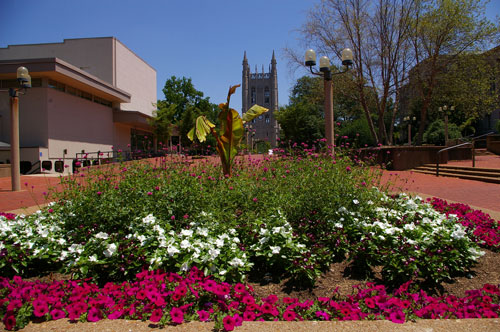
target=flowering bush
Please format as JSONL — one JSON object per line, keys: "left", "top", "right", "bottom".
{"left": 428, "top": 197, "right": 500, "bottom": 251}
{"left": 0, "top": 152, "right": 489, "bottom": 286}
{"left": 0, "top": 268, "right": 499, "bottom": 331}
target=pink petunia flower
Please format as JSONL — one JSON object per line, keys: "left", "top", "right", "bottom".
{"left": 170, "top": 307, "right": 184, "bottom": 324}
{"left": 223, "top": 315, "right": 236, "bottom": 331}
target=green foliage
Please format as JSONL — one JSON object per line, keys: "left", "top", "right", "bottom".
{"left": 0, "top": 149, "right": 484, "bottom": 286}
{"left": 337, "top": 118, "right": 377, "bottom": 147}
{"left": 276, "top": 103, "right": 324, "bottom": 145}
{"left": 156, "top": 76, "right": 219, "bottom": 149}
{"left": 423, "top": 119, "right": 462, "bottom": 145}
{"left": 188, "top": 85, "right": 268, "bottom": 176}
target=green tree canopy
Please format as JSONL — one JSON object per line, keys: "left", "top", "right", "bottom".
{"left": 151, "top": 76, "right": 218, "bottom": 148}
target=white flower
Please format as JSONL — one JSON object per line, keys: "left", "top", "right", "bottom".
{"left": 167, "top": 245, "right": 180, "bottom": 256}
{"left": 137, "top": 235, "right": 147, "bottom": 245}
{"left": 468, "top": 247, "right": 485, "bottom": 260}
{"left": 57, "top": 238, "right": 66, "bottom": 245}
{"left": 208, "top": 248, "right": 220, "bottom": 259}
{"left": 103, "top": 243, "right": 117, "bottom": 257}
{"left": 180, "top": 239, "right": 192, "bottom": 249}
{"left": 270, "top": 246, "right": 281, "bottom": 254}
{"left": 219, "top": 270, "right": 227, "bottom": 276}
{"left": 197, "top": 228, "right": 208, "bottom": 237}
{"left": 181, "top": 263, "right": 189, "bottom": 272}
{"left": 39, "top": 229, "right": 49, "bottom": 237}
{"left": 334, "top": 222, "right": 343, "bottom": 228}
{"left": 181, "top": 229, "right": 193, "bottom": 237}
{"left": 451, "top": 228, "right": 465, "bottom": 240}
{"left": 215, "top": 238, "right": 225, "bottom": 248}
{"left": 404, "top": 223, "right": 416, "bottom": 231}
{"left": 89, "top": 255, "right": 98, "bottom": 262}
{"left": 353, "top": 199, "right": 359, "bottom": 205}
{"left": 142, "top": 214, "right": 156, "bottom": 224}
{"left": 60, "top": 251, "right": 68, "bottom": 260}
{"left": 95, "top": 232, "right": 109, "bottom": 240}
{"left": 229, "top": 257, "right": 245, "bottom": 267}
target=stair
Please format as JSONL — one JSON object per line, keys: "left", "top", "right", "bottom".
{"left": 412, "top": 164, "right": 500, "bottom": 184}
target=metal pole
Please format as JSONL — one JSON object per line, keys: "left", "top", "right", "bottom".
{"left": 444, "top": 114, "right": 449, "bottom": 146}
{"left": 408, "top": 124, "right": 411, "bottom": 146}
{"left": 10, "top": 92, "right": 21, "bottom": 191}
{"left": 324, "top": 78, "right": 334, "bottom": 151}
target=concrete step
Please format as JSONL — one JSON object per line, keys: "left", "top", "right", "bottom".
{"left": 412, "top": 164, "right": 500, "bottom": 184}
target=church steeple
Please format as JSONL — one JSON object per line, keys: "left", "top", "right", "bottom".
{"left": 241, "top": 51, "right": 279, "bottom": 147}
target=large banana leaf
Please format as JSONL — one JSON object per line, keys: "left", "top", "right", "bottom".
{"left": 242, "top": 104, "right": 269, "bottom": 123}
{"left": 187, "top": 116, "right": 215, "bottom": 143}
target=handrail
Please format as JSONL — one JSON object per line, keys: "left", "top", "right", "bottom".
{"left": 436, "top": 131, "right": 494, "bottom": 176}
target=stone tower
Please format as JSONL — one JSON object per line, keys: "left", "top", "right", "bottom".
{"left": 242, "top": 51, "right": 279, "bottom": 147}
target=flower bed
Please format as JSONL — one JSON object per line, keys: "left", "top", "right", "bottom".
{"left": 1, "top": 268, "right": 499, "bottom": 331}
{"left": 1, "top": 151, "right": 499, "bottom": 330}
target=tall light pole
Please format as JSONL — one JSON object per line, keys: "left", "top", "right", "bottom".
{"left": 7, "top": 67, "right": 31, "bottom": 191}
{"left": 305, "top": 48, "right": 353, "bottom": 152}
{"left": 403, "top": 116, "right": 416, "bottom": 145}
{"left": 439, "top": 105, "right": 454, "bottom": 146}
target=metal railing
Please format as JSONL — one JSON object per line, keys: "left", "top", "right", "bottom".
{"left": 436, "top": 132, "right": 494, "bottom": 176}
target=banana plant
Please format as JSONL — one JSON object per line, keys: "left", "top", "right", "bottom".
{"left": 187, "top": 84, "right": 268, "bottom": 176}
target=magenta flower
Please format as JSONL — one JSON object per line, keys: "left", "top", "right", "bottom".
{"left": 243, "top": 310, "right": 256, "bottom": 321}
{"left": 170, "top": 307, "right": 184, "bottom": 324}
{"left": 283, "top": 310, "right": 297, "bottom": 321}
{"left": 33, "top": 300, "right": 49, "bottom": 317}
{"left": 223, "top": 315, "right": 236, "bottom": 331}
{"left": 50, "top": 308, "right": 66, "bottom": 320}
{"left": 87, "top": 307, "right": 102, "bottom": 322}
{"left": 2, "top": 313, "right": 16, "bottom": 331}
{"left": 150, "top": 308, "right": 163, "bottom": 322}
{"left": 197, "top": 310, "right": 210, "bottom": 322}
{"left": 389, "top": 310, "right": 405, "bottom": 324}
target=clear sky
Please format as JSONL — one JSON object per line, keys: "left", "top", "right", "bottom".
{"left": 1, "top": 0, "right": 499, "bottom": 113}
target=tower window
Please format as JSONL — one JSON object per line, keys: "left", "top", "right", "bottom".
{"left": 251, "top": 87, "right": 256, "bottom": 104}
{"left": 264, "top": 87, "right": 270, "bottom": 104}
{"left": 265, "top": 115, "right": 270, "bottom": 123}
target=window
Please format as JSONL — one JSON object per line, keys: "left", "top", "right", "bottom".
{"left": 264, "top": 87, "right": 270, "bottom": 104}
{"left": 81, "top": 91, "right": 92, "bottom": 101}
{"left": 265, "top": 115, "right": 270, "bottom": 123}
{"left": 48, "top": 79, "right": 65, "bottom": 92}
{"left": 251, "top": 87, "right": 256, "bottom": 104}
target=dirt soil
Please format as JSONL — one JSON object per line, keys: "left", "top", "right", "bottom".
{"left": 249, "top": 249, "right": 500, "bottom": 301}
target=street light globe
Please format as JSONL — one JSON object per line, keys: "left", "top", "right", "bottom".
{"left": 305, "top": 49, "right": 316, "bottom": 66}
{"left": 319, "top": 56, "right": 330, "bottom": 71}
{"left": 341, "top": 48, "right": 353, "bottom": 66}
{"left": 16, "top": 66, "right": 29, "bottom": 82}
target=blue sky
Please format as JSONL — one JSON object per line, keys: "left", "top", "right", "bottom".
{"left": 1, "top": 0, "right": 499, "bottom": 113}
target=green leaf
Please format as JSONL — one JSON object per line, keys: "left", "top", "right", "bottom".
{"left": 188, "top": 116, "right": 215, "bottom": 143}
{"left": 242, "top": 104, "right": 269, "bottom": 123}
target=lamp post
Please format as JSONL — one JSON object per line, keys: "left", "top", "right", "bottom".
{"left": 403, "top": 116, "right": 416, "bottom": 145}
{"left": 305, "top": 48, "right": 353, "bottom": 151}
{"left": 6, "top": 67, "right": 31, "bottom": 191}
{"left": 439, "top": 105, "right": 454, "bottom": 146}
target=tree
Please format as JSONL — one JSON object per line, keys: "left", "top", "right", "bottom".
{"left": 416, "top": 52, "right": 499, "bottom": 129}
{"left": 277, "top": 73, "right": 372, "bottom": 145}
{"left": 153, "top": 76, "right": 219, "bottom": 148}
{"left": 408, "top": 0, "right": 499, "bottom": 144}
{"left": 297, "top": 0, "right": 417, "bottom": 145}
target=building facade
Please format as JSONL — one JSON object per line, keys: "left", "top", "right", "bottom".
{"left": 0, "top": 37, "right": 156, "bottom": 174}
{"left": 242, "top": 51, "right": 279, "bottom": 147}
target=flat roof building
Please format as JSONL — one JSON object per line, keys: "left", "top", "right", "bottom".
{"left": 0, "top": 37, "right": 156, "bottom": 174}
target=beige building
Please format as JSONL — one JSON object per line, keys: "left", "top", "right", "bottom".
{"left": 0, "top": 37, "right": 156, "bottom": 174}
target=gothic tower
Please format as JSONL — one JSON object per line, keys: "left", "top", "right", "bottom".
{"left": 242, "top": 51, "right": 279, "bottom": 148}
